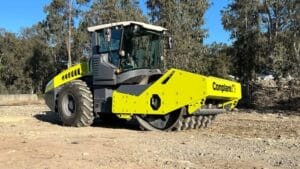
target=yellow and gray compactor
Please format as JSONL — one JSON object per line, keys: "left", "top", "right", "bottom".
{"left": 44, "top": 21, "right": 241, "bottom": 131}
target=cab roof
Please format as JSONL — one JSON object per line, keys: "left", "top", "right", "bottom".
{"left": 87, "top": 21, "right": 167, "bottom": 32}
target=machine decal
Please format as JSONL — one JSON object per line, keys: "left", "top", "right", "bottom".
{"left": 212, "top": 82, "right": 235, "bottom": 93}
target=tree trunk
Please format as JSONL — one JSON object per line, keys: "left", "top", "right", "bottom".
{"left": 67, "top": 0, "right": 72, "bottom": 68}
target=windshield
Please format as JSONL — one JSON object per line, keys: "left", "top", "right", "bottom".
{"left": 121, "top": 28, "right": 162, "bottom": 70}
{"left": 96, "top": 26, "right": 163, "bottom": 71}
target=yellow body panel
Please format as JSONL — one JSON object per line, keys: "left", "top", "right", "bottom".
{"left": 206, "top": 76, "right": 241, "bottom": 99}
{"left": 45, "top": 62, "right": 90, "bottom": 93}
{"left": 112, "top": 69, "right": 241, "bottom": 117}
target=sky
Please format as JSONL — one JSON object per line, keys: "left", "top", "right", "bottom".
{"left": 203, "top": 0, "right": 231, "bottom": 44}
{"left": 0, "top": 1, "right": 50, "bottom": 32}
{"left": 0, "top": 0, "right": 231, "bottom": 44}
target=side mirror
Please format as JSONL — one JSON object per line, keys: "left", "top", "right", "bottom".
{"left": 133, "top": 25, "right": 140, "bottom": 34}
{"left": 119, "top": 50, "right": 125, "bottom": 57}
{"left": 104, "top": 28, "right": 111, "bottom": 42}
{"left": 168, "top": 37, "right": 174, "bottom": 49}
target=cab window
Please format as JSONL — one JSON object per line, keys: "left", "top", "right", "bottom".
{"left": 98, "top": 29, "right": 122, "bottom": 53}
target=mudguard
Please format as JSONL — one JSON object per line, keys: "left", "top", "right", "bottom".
{"left": 44, "top": 62, "right": 91, "bottom": 111}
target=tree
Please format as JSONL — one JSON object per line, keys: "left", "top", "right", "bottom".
{"left": 147, "top": 0, "right": 210, "bottom": 73}
{"left": 84, "top": 0, "right": 146, "bottom": 26}
{"left": 43, "top": 0, "right": 90, "bottom": 67}
{"left": 0, "top": 30, "right": 33, "bottom": 93}
{"left": 222, "top": 0, "right": 261, "bottom": 82}
{"left": 205, "top": 43, "right": 232, "bottom": 78}
{"left": 22, "top": 24, "right": 57, "bottom": 93}
{"left": 0, "top": 23, "right": 57, "bottom": 94}
{"left": 222, "top": 0, "right": 300, "bottom": 81}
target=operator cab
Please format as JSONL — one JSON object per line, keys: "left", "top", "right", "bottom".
{"left": 88, "top": 21, "right": 167, "bottom": 85}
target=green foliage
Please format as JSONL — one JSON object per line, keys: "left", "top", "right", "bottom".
{"left": 147, "top": 0, "right": 210, "bottom": 74}
{"left": 84, "top": 0, "right": 146, "bottom": 26}
{"left": 0, "top": 31, "right": 32, "bottom": 94}
{"left": 222, "top": 0, "right": 300, "bottom": 82}
{"left": 43, "top": 0, "right": 90, "bottom": 64}
{"left": 0, "top": 0, "right": 298, "bottom": 94}
{"left": 222, "top": 0, "right": 260, "bottom": 82}
{"left": 0, "top": 25, "right": 57, "bottom": 94}
{"left": 205, "top": 43, "right": 232, "bottom": 78}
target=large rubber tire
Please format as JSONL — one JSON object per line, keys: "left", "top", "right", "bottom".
{"left": 57, "top": 80, "right": 94, "bottom": 127}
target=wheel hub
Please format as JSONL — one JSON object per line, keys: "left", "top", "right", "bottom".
{"left": 68, "top": 96, "right": 75, "bottom": 111}
{"left": 62, "top": 94, "right": 76, "bottom": 117}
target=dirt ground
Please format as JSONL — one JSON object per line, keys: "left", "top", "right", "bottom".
{"left": 0, "top": 105, "right": 299, "bottom": 169}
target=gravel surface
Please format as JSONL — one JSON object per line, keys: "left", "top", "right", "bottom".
{"left": 0, "top": 105, "right": 299, "bottom": 169}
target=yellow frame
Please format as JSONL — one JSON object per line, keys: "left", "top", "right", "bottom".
{"left": 112, "top": 69, "right": 241, "bottom": 118}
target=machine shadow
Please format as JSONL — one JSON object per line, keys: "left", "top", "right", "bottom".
{"left": 34, "top": 111, "right": 140, "bottom": 130}
{"left": 34, "top": 111, "right": 62, "bottom": 125}
{"left": 92, "top": 118, "right": 140, "bottom": 130}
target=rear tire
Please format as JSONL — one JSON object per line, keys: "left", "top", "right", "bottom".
{"left": 57, "top": 80, "right": 94, "bottom": 127}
